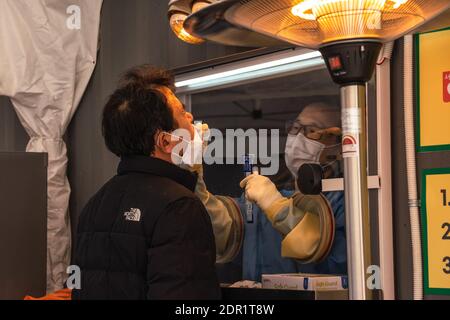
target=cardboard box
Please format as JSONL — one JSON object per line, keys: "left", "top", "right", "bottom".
{"left": 262, "top": 273, "right": 348, "bottom": 291}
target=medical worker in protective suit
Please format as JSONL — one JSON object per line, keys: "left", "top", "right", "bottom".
{"left": 185, "top": 103, "right": 346, "bottom": 281}
{"left": 238, "top": 103, "right": 346, "bottom": 281}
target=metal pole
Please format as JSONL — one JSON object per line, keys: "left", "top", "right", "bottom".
{"left": 341, "top": 84, "right": 372, "bottom": 300}
{"left": 376, "top": 48, "right": 395, "bottom": 300}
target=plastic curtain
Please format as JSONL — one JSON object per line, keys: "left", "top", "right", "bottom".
{"left": 0, "top": 0, "right": 103, "bottom": 292}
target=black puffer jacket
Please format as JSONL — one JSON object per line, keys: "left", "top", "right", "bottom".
{"left": 72, "top": 156, "right": 221, "bottom": 300}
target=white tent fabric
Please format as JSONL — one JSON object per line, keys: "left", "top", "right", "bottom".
{"left": 0, "top": 0, "right": 103, "bottom": 292}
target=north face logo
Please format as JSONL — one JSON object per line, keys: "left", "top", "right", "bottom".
{"left": 124, "top": 208, "right": 141, "bottom": 222}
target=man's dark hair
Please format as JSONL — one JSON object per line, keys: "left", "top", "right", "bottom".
{"left": 102, "top": 65, "right": 176, "bottom": 157}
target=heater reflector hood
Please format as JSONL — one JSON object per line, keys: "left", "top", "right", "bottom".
{"left": 184, "top": 0, "right": 450, "bottom": 48}
{"left": 183, "top": 0, "right": 288, "bottom": 47}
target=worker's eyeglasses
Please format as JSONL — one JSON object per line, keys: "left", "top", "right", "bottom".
{"left": 285, "top": 120, "right": 328, "bottom": 141}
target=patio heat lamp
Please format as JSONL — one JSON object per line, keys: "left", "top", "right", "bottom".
{"left": 168, "top": 0, "right": 450, "bottom": 300}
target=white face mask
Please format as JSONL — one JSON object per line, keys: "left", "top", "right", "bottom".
{"left": 285, "top": 133, "right": 341, "bottom": 178}
{"left": 285, "top": 133, "right": 324, "bottom": 178}
{"left": 168, "top": 125, "right": 204, "bottom": 167}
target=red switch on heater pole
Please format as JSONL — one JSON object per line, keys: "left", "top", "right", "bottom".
{"left": 444, "top": 71, "right": 450, "bottom": 103}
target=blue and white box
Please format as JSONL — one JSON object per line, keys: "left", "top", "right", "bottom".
{"left": 262, "top": 273, "right": 348, "bottom": 291}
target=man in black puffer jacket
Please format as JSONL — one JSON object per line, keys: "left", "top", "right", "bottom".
{"left": 72, "top": 65, "right": 221, "bottom": 300}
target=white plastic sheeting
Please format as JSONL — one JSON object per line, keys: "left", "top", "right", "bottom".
{"left": 0, "top": 0, "right": 103, "bottom": 292}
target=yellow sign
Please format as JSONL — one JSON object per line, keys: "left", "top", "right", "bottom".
{"left": 416, "top": 27, "right": 450, "bottom": 152}
{"left": 422, "top": 169, "right": 450, "bottom": 295}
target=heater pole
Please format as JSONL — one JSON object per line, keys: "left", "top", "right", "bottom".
{"left": 321, "top": 41, "right": 381, "bottom": 300}
{"left": 341, "top": 84, "right": 373, "bottom": 300}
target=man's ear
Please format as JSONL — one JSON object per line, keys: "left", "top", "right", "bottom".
{"left": 155, "top": 132, "right": 174, "bottom": 154}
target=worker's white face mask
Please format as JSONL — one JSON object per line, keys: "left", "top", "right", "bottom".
{"left": 168, "top": 125, "right": 204, "bottom": 167}
{"left": 285, "top": 132, "right": 340, "bottom": 179}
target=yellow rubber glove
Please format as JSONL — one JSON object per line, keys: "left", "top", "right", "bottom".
{"left": 239, "top": 174, "right": 289, "bottom": 221}
{"left": 240, "top": 174, "right": 334, "bottom": 263}
{"left": 280, "top": 193, "right": 335, "bottom": 263}
{"left": 281, "top": 211, "right": 320, "bottom": 260}
{"left": 183, "top": 122, "right": 210, "bottom": 173}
